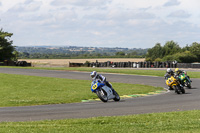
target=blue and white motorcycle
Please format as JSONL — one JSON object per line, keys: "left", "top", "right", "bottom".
{"left": 91, "top": 81, "right": 120, "bottom": 102}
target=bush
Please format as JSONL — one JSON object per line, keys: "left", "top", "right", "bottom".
{"left": 145, "top": 58, "right": 153, "bottom": 62}
{"left": 154, "top": 58, "right": 162, "bottom": 62}
{"left": 162, "top": 51, "right": 198, "bottom": 63}
{"left": 84, "top": 61, "right": 91, "bottom": 67}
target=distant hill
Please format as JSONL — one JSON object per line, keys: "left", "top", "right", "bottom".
{"left": 16, "top": 46, "right": 148, "bottom": 59}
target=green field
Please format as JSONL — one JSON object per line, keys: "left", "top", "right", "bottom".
{"left": 1, "top": 66, "right": 200, "bottom": 78}
{"left": 0, "top": 110, "right": 199, "bottom": 133}
{"left": 0, "top": 73, "right": 162, "bottom": 107}
{"left": 0, "top": 67, "right": 199, "bottom": 132}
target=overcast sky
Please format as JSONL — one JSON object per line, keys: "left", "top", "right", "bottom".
{"left": 0, "top": 0, "right": 199, "bottom": 48}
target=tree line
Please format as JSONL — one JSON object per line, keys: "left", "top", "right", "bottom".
{"left": 17, "top": 50, "right": 146, "bottom": 59}
{"left": 0, "top": 28, "right": 200, "bottom": 63}
{"left": 16, "top": 46, "right": 147, "bottom": 59}
{"left": 145, "top": 41, "right": 200, "bottom": 63}
{"left": 0, "top": 29, "right": 17, "bottom": 62}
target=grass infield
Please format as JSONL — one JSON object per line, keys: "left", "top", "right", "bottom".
{"left": 0, "top": 73, "right": 162, "bottom": 107}
{"left": 0, "top": 67, "right": 198, "bottom": 132}
{"left": 0, "top": 110, "right": 199, "bottom": 133}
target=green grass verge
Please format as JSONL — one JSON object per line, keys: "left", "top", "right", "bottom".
{"left": 0, "top": 110, "right": 199, "bottom": 133}
{"left": 1, "top": 66, "right": 200, "bottom": 78}
{"left": 0, "top": 73, "right": 162, "bottom": 107}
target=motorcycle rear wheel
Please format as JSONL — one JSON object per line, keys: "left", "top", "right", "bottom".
{"left": 96, "top": 89, "right": 108, "bottom": 102}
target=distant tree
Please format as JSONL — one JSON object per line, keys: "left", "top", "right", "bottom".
{"left": 115, "top": 51, "right": 125, "bottom": 56}
{"left": 146, "top": 43, "right": 163, "bottom": 61}
{"left": 12, "top": 51, "right": 19, "bottom": 61}
{"left": 0, "top": 29, "right": 16, "bottom": 61}
{"left": 23, "top": 52, "right": 30, "bottom": 58}
{"left": 181, "top": 44, "right": 190, "bottom": 52}
{"left": 145, "top": 41, "right": 199, "bottom": 63}
{"left": 128, "top": 51, "right": 138, "bottom": 56}
{"left": 189, "top": 42, "right": 200, "bottom": 60}
{"left": 145, "top": 57, "right": 153, "bottom": 62}
{"left": 154, "top": 58, "right": 162, "bottom": 62}
{"left": 163, "top": 40, "right": 181, "bottom": 56}
{"left": 162, "top": 51, "right": 198, "bottom": 63}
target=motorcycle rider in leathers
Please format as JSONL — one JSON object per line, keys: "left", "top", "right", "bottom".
{"left": 174, "top": 68, "right": 192, "bottom": 85}
{"left": 164, "top": 68, "right": 175, "bottom": 90}
{"left": 164, "top": 68, "right": 174, "bottom": 80}
{"left": 90, "top": 71, "right": 115, "bottom": 93}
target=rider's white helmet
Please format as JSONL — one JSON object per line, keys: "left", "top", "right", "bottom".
{"left": 167, "top": 68, "right": 172, "bottom": 74}
{"left": 90, "top": 71, "right": 97, "bottom": 79}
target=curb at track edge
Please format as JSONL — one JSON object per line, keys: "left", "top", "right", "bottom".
{"left": 82, "top": 88, "right": 170, "bottom": 102}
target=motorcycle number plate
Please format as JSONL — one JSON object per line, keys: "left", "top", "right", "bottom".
{"left": 92, "top": 83, "right": 98, "bottom": 90}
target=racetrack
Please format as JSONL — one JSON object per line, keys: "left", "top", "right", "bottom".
{"left": 0, "top": 68, "right": 200, "bottom": 122}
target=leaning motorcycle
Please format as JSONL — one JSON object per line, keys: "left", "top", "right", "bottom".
{"left": 165, "top": 75, "right": 185, "bottom": 94}
{"left": 91, "top": 81, "right": 120, "bottom": 102}
{"left": 179, "top": 72, "right": 192, "bottom": 89}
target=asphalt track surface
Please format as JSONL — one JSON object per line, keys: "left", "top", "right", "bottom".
{"left": 0, "top": 68, "right": 200, "bottom": 122}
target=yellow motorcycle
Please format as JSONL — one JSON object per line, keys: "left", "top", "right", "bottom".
{"left": 165, "top": 75, "right": 185, "bottom": 94}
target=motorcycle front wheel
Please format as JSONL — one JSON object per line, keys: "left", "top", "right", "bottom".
{"left": 96, "top": 89, "right": 108, "bottom": 102}
{"left": 181, "top": 87, "right": 185, "bottom": 94}
{"left": 186, "top": 82, "right": 191, "bottom": 89}
{"left": 174, "top": 86, "right": 181, "bottom": 94}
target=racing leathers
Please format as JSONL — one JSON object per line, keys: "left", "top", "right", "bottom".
{"left": 164, "top": 70, "right": 175, "bottom": 90}
{"left": 93, "top": 74, "right": 114, "bottom": 92}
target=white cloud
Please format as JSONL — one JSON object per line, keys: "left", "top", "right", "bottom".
{"left": 50, "top": 0, "right": 111, "bottom": 7}
{"left": 168, "top": 10, "right": 191, "bottom": 18}
{"left": 24, "top": 0, "right": 33, "bottom": 4}
{"left": 163, "top": 0, "right": 181, "bottom": 7}
{"left": 8, "top": 0, "right": 42, "bottom": 12}
{"left": 0, "top": 0, "right": 25, "bottom": 12}
{"left": 0, "top": 0, "right": 199, "bottom": 48}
